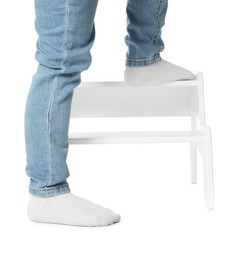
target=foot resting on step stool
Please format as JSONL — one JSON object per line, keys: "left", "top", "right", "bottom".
{"left": 124, "top": 57, "right": 195, "bottom": 87}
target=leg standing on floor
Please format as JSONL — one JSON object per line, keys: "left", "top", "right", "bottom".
{"left": 25, "top": 0, "right": 120, "bottom": 226}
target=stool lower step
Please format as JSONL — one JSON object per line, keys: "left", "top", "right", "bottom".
{"left": 69, "top": 130, "right": 205, "bottom": 144}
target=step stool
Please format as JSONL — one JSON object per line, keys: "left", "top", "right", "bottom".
{"left": 69, "top": 72, "right": 214, "bottom": 210}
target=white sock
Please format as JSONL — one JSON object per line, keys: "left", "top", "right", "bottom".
{"left": 124, "top": 58, "right": 195, "bottom": 87}
{"left": 27, "top": 193, "right": 121, "bottom": 227}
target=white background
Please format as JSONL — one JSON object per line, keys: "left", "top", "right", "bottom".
{"left": 1, "top": 0, "right": 236, "bottom": 259}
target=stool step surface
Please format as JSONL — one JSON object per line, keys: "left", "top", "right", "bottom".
{"left": 71, "top": 79, "right": 198, "bottom": 118}
{"left": 69, "top": 130, "right": 205, "bottom": 144}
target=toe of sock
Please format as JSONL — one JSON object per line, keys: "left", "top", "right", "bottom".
{"left": 93, "top": 211, "right": 121, "bottom": 227}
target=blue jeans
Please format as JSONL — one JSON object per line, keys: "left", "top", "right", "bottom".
{"left": 25, "top": 0, "right": 168, "bottom": 197}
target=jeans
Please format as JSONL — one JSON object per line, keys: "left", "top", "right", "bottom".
{"left": 25, "top": 0, "right": 168, "bottom": 197}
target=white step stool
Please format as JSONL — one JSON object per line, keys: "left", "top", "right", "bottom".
{"left": 69, "top": 72, "right": 214, "bottom": 210}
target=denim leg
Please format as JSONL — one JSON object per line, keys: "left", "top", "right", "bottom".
{"left": 125, "top": 0, "right": 168, "bottom": 66}
{"left": 25, "top": 0, "right": 98, "bottom": 197}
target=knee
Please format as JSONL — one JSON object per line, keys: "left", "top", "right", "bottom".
{"left": 35, "top": 45, "right": 92, "bottom": 75}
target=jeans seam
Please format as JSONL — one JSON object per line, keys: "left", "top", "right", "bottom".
{"left": 30, "top": 183, "right": 69, "bottom": 192}
{"left": 46, "top": 76, "right": 58, "bottom": 187}
{"left": 29, "top": 183, "right": 71, "bottom": 197}
{"left": 46, "top": 0, "right": 70, "bottom": 187}
{"left": 61, "top": 0, "right": 70, "bottom": 68}
{"left": 152, "top": 0, "right": 163, "bottom": 49}
{"left": 126, "top": 54, "right": 160, "bottom": 62}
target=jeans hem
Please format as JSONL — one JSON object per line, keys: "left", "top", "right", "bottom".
{"left": 126, "top": 54, "right": 161, "bottom": 67}
{"left": 29, "top": 183, "right": 71, "bottom": 198}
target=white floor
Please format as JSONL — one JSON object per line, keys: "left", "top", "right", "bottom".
{"left": 1, "top": 116, "right": 236, "bottom": 260}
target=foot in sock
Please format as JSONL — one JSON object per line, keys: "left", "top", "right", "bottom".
{"left": 27, "top": 193, "right": 121, "bottom": 227}
{"left": 124, "top": 57, "right": 195, "bottom": 87}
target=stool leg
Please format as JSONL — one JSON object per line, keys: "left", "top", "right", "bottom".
{"left": 190, "top": 97, "right": 197, "bottom": 184}
{"left": 190, "top": 143, "right": 197, "bottom": 184}
{"left": 200, "top": 127, "right": 215, "bottom": 210}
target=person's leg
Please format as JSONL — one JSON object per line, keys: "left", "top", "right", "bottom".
{"left": 124, "top": 0, "right": 195, "bottom": 86}
{"left": 25, "top": 0, "right": 120, "bottom": 226}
